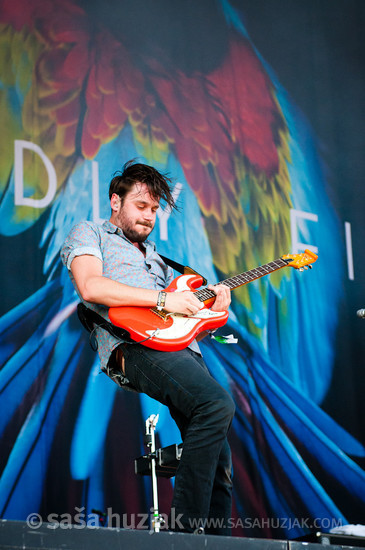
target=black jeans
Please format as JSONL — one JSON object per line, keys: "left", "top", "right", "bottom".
{"left": 122, "top": 344, "right": 235, "bottom": 535}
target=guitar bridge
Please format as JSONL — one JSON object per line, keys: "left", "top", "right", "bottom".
{"left": 151, "top": 307, "right": 169, "bottom": 321}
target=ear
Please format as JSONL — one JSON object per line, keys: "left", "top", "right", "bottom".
{"left": 110, "top": 193, "right": 121, "bottom": 212}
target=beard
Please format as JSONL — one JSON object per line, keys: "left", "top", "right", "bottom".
{"left": 118, "top": 217, "right": 153, "bottom": 243}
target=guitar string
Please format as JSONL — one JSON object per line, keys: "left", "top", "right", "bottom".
{"left": 194, "top": 258, "right": 290, "bottom": 302}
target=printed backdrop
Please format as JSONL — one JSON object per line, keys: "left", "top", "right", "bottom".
{"left": 0, "top": 0, "right": 364, "bottom": 538}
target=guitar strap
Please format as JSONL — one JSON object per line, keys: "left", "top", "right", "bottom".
{"left": 158, "top": 254, "right": 207, "bottom": 285}
{"left": 77, "top": 253, "right": 207, "bottom": 351}
{"left": 77, "top": 303, "right": 133, "bottom": 351}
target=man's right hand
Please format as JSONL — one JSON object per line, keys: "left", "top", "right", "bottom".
{"left": 164, "top": 291, "right": 203, "bottom": 316}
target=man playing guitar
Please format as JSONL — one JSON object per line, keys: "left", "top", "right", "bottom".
{"left": 61, "top": 160, "right": 234, "bottom": 535}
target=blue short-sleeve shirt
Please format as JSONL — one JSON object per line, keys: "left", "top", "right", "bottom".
{"left": 61, "top": 220, "right": 176, "bottom": 372}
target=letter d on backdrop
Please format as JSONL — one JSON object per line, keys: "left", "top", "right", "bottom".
{"left": 14, "top": 140, "right": 57, "bottom": 209}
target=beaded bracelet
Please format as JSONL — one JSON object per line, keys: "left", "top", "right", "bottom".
{"left": 156, "top": 291, "right": 167, "bottom": 311}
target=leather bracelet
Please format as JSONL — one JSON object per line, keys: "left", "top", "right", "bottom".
{"left": 156, "top": 291, "right": 167, "bottom": 311}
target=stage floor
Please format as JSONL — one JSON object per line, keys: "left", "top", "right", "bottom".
{"left": 0, "top": 519, "right": 363, "bottom": 550}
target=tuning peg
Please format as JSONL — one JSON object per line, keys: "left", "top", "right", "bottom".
{"left": 299, "top": 268, "right": 304, "bottom": 272}
{"left": 308, "top": 265, "right": 313, "bottom": 269}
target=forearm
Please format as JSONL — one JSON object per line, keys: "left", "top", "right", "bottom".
{"left": 80, "top": 275, "right": 160, "bottom": 308}
{"left": 70, "top": 256, "right": 220, "bottom": 315}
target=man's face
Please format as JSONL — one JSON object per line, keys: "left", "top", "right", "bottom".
{"left": 110, "top": 182, "right": 159, "bottom": 243}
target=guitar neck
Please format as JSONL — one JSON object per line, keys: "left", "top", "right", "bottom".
{"left": 194, "top": 257, "right": 291, "bottom": 303}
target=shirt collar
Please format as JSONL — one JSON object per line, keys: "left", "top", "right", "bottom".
{"left": 102, "top": 220, "right": 119, "bottom": 234}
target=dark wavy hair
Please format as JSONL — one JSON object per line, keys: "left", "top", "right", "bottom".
{"left": 108, "top": 160, "right": 177, "bottom": 210}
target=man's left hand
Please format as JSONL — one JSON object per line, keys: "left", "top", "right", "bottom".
{"left": 209, "top": 284, "right": 231, "bottom": 312}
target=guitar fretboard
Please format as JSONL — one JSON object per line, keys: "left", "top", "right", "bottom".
{"left": 195, "top": 257, "right": 290, "bottom": 303}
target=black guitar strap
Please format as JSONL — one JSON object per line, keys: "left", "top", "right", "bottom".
{"left": 158, "top": 254, "right": 207, "bottom": 285}
{"left": 77, "top": 303, "right": 133, "bottom": 351}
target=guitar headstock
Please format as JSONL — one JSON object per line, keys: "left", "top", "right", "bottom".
{"left": 282, "top": 249, "right": 318, "bottom": 270}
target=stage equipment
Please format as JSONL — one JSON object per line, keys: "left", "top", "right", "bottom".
{"left": 135, "top": 415, "right": 182, "bottom": 532}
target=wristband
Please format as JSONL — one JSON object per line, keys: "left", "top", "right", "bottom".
{"left": 156, "top": 291, "right": 167, "bottom": 311}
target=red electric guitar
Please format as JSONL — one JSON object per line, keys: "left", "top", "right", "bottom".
{"left": 109, "top": 249, "right": 318, "bottom": 352}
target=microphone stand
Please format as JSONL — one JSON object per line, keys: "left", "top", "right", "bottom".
{"left": 145, "top": 414, "right": 164, "bottom": 532}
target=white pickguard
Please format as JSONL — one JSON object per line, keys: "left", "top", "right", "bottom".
{"left": 146, "top": 308, "right": 224, "bottom": 341}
